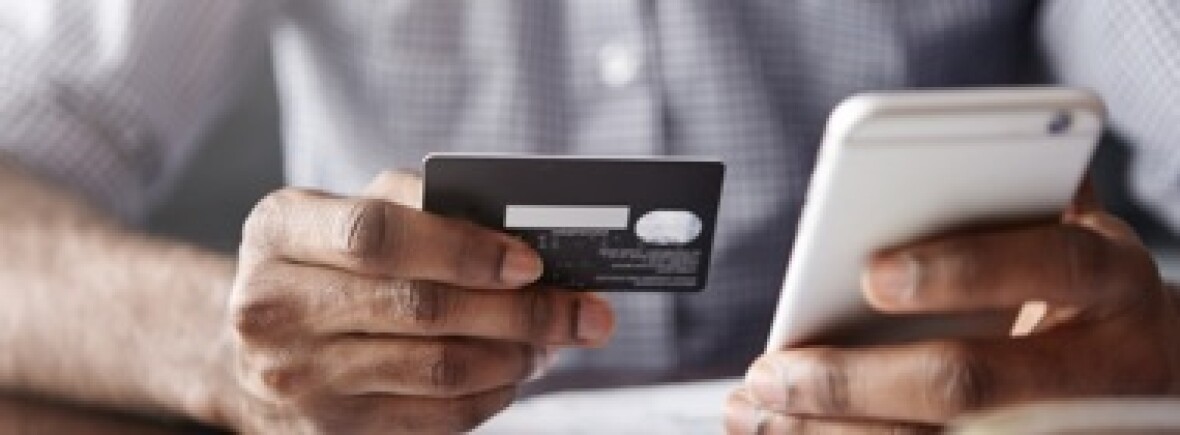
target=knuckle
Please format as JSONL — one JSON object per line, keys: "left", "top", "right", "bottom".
{"left": 518, "top": 290, "right": 553, "bottom": 341}
{"left": 443, "top": 219, "right": 511, "bottom": 286}
{"left": 243, "top": 188, "right": 325, "bottom": 254}
{"left": 233, "top": 295, "right": 300, "bottom": 344}
{"left": 424, "top": 342, "right": 469, "bottom": 396}
{"left": 799, "top": 350, "right": 852, "bottom": 415}
{"left": 257, "top": 364, "right": 310, "bottom": 399}
{"left": 723, "top": 388, "right": 755, "bottom": 424}
{"left": 341, "top": 199, "right": 394, "bottom": 263}
{"left": 246, "top": 355, "right": 313, "bottom": 400}
{"left": 387, "top": 280, "right": 450, "bottom": 326}
{"left": 450, "top": 223, "right": 499, "bottom": 284}
{"left": 242, "top": 190, "right": 289, "bottom": 251}
{"left": 236, "top": 264, "right": 286, "bottom": 297}
{"left": 925, "top": 341, "right": 989, "bottom": 416}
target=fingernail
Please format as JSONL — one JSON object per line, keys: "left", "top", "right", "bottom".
{"left": 500, "top": 244, "right": 543, "bottom": 286}
{"left": 745, "top": 360, "right": 788, "bottom": 412}
{"left": 863, "top": 252, "right": 919, "bottom": 306}
{"left": 576, "top": 298, "right": 613, "bottom": 344}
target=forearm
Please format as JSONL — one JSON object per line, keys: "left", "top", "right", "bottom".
{"left": 0, "top": 162, "right": 236, "bottom": 423}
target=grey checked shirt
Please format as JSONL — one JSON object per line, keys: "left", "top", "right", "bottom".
{"left": 3, "top": 1, "right": 1179, "bottom": 389}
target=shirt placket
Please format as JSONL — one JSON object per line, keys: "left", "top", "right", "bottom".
{"left": 562, "top": 0, "right": 674, "bottom": 371}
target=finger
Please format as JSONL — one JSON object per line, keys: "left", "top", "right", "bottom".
{"left": 744, "top": 333, "right": 1171, "bottom": 425}
{"left": 747, "top": 343, "right": 995, "bottom": 424}
{"left": 242, "top": 187, "right": 542, "bottom": 288}
{"left": 244, "top": 337, "right": 534, "bottom": 401}
{"left": 1064, "top": 176, "right": 1103, "bottom": 217}
{"left": 362, "top": 170, "right": 423, "bottom": 209}
{"left": 319, "top": 338, "right": 533, "bottom": 398}
{"left": 303, "top": 385, "right": 515, "bottom": 434}
{"left": 861, "top": 221, "right": 1156, "bottom": 316}
{"left": 232, "top": 262, "right": 615, "bottom": 347}
{"left": 725, "top": 388, "right": 937, "bottom": 434}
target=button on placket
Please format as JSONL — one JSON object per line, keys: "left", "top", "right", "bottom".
{"left": 552, "top": 0, "right": 675, "bottom": 373}
{"left": 597, "top": 41, "right": 641, "bottom": 88}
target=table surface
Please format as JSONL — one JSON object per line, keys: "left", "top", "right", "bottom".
{"left": 0, "top": 379, "right": 741, "bottom": 435}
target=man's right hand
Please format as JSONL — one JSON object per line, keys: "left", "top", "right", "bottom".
{"left": 222, "top": 172, "right": 616, "bottom": 434}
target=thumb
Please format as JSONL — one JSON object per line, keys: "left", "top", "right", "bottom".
{"left": 362, "top": 170, "right": 423, "bottom": 209}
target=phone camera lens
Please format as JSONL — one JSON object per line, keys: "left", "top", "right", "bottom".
{"left": 1048, "top": 110, "right": 1072, "bottom": 135}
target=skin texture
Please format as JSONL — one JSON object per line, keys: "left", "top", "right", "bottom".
{"left": 5, "top": 154, "right": 1178, "bottom": 433}
{"left": 0, "top": 161, "right": 237, "bottom": 421}
{"left": 224, "top": 172, "right": 616, "bottom": 434}
{"left": 726, "top": 191, "right": 1180, "bottom": 434}
{"left": 0, "top": 164, "right": 616, "bottom": 434}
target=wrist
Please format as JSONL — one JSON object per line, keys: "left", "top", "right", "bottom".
{"left": 138, "top": 241, "right": 244, "bottom": 429}
{"left": 174, "top": 327, "right": 243, "bottom": 429}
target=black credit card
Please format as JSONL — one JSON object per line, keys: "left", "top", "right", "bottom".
{"left": 423, "top": 154, "right": 725, "bottom": 292}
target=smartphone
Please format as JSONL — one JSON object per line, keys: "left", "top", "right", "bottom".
{"left": 765, "top": 87, "right": 1105, "bottom": 350}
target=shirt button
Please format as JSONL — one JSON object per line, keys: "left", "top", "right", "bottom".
{"left": 598, "top": 42, "right": 641, "bottom": 88}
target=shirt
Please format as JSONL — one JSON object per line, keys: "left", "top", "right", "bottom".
{"left": 2, "top": 0, "right": 1179, "bottom": 390}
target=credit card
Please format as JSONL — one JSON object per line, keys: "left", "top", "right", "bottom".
{"left": 423, "top": 154, "right": 725, "bottom": 291}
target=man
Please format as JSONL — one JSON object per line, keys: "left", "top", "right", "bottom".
{"left": 0, "top": 1, "right": 1178, "bottom": 433}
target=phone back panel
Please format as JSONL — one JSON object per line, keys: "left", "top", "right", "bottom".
{"left": 766, "top": 88, "right": 1104, "bottom": 350}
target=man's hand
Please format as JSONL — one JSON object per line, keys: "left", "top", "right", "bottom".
{"left": 726, "top": 208, "right": 1180, "bottom": 433}
{"left": 222, "top": 172, "right": 616, "bottom": 434}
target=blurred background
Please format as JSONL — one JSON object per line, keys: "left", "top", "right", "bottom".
{"left": 146, "top": 52, "right": 282, "bottom": 253}
{"left": 145, "top": 50, "right": 1180, "bottom": 276}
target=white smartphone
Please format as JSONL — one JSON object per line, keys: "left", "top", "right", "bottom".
{"left": 765, "top": 87, "right": 1105, "bottom": 350}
